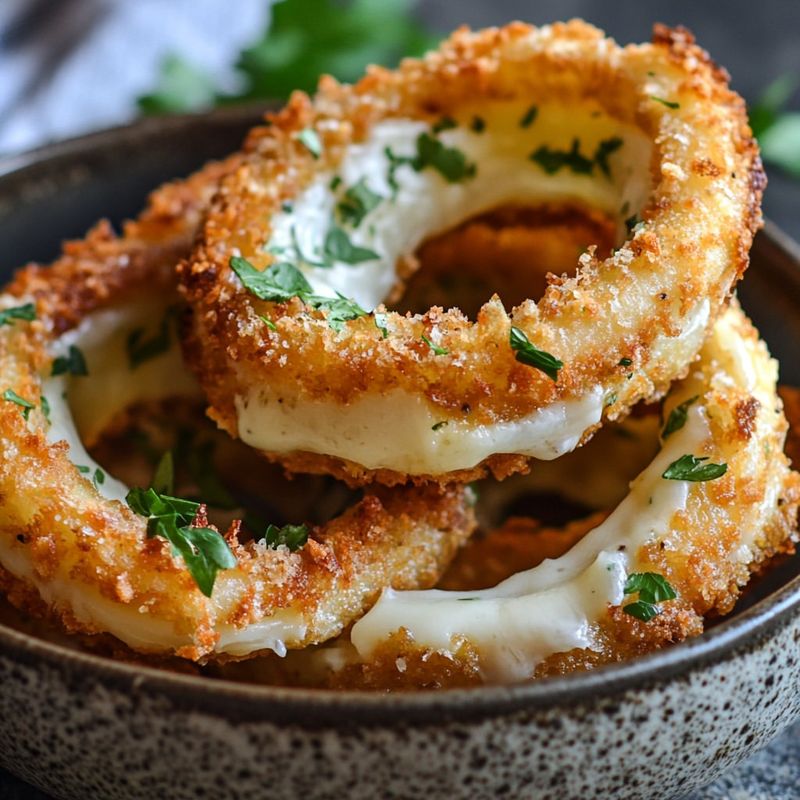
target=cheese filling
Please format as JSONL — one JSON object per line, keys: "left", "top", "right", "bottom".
{"left": 350, "top": 406, "right": 708, "bottom": 682}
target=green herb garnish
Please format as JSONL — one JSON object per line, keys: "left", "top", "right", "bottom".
{"left": 623, "top": 571, "right": 677, "bottom": 622}
{"left": 650, "top": 96, "right": 680, "bottom": 109}
{"left": 296, "top": 127, "right": 322, "bottom": 159}
{"left": 373, "top": 312, "right": 389, "bottom": 339}
{"left": 530, "top": 138, "right": 593, "bottom": 175}
{"left": 3, "top": 389, "right": 35, "bottom": 420}
{"left": 594, "top": 136, "right": 624, "bottom": 178}
{"left": 661, "top": 395, "right": 699, "bottom": 439}
{"left": 519, "top": 105, "right": 538, "bottom": 128}
{"left": 230, "top": 256, "right": 367, "bottom": 331}
{"left": 40, "top": 395, "right": 50, "bottom": 422}
{"left": 509, "top": 326, "right": 562, "bottom": 381}
{"left": 421, "top": 333, "right": 448, "bottom": 355}
{"left": 263, "top": 523, "right": 310, "bottom": 551}
{"left": 431, "top": 421, "right": 448, "bottom": 431}
{"left": 324, "top": 225, "right": 380, "bottom": 264}
{"left": 618, "top": 357, "right": 632, "bottom": 367}
{"left": 260, "top": 315, "right": 278, "bottom": 331}
{"left": 471, "top": 115, "right": 486, "bottom": 133}
{"left": 0, "top": 303, "right": 36, "bottom": 327}
{"left": 662, "top": 454, "right": 728, "bottom": 482}
{"left": 432, "top": 116, "right": 457, "bottom": 133}
{"left": 127, "top": 310, "right": 174, "bottom": 369}
{"left": 412, "top": 132, "right": 476, "bottom": 182}
{"left": 337, "top": 177, "right": 383, "bottom": 227}
{"left": 126, "top": 485, "right": 236, "bottom": 597}
{"left": 51, "top": 345, "right": 88, "bottom": 377}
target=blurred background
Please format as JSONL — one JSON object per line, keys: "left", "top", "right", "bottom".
{"left": 1, "top": 0, "right": 799, "bottom": 235}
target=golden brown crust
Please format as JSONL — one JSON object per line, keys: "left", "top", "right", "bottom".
{"left": 181, "top": 20, "right": 764, "bottom": 484}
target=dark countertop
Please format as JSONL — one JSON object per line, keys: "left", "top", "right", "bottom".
{"left": 2, "top": 1, "right": 799, "bottom": 797}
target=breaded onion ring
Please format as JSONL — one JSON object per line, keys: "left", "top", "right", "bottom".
{"left": 182, "top": 20, "right": 764, "bottom": 485}
{"left": 344, "top": 303, "right": 800, "bottom": 683}
{"left": 0, "top": 164, "right": 475, "bottom": 661}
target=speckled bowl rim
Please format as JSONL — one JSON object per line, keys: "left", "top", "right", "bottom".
{"left": 0, "top": 108, "right": 799, "bottom": 727}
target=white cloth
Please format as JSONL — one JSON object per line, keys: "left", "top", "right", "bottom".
{"left": 0, "top": 0, "right": 269, "bottom": 155}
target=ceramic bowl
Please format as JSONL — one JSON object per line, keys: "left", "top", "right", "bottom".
{"left": 0, "top": 108, "right": 799, "bottom": 800}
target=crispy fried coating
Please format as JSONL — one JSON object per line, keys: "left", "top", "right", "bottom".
{"left": 181, "top": 20, "right": 764, "bottom": 485}
{"left": 0, "top": 158, "right": 476, "bottom": 661}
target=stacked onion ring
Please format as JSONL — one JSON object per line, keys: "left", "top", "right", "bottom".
{"left": 0, "top": 21, "right": 797, "bottom": 689}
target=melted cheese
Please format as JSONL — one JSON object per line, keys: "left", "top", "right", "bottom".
{"left": 268, "top": 102, "right": 652, "bottom": 309}
{"left": 350, "top": 407, "right": 707, "bottom": 682}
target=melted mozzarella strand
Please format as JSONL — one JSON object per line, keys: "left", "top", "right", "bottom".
{"left": 268, "top": 101, "right": 651, "bottom": 310}
{"left": 350, "top": 408, "right": 706, "bottom": 682}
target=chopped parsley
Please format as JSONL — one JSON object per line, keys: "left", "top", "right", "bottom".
{"left": 230, "top": 256, "right": 367, "bottom": 331}
{"left": 509, "top": 326, "right": 562, "bottom": 381}
{"left": 530, "top": 136, "right": 623, "bottom": 178}
{"left": 373, "top": 312, "right": 389, "bottom": 339}
{"left": 51, "top": 345, "right": 88, "bottom": 377}
{"left": 324, "top": 225, "right": 379, "bottom": 264}
{"left": 432, "top": 115, "right": 457, "bottom": 133}
{"left": 263, "top": 522, "right": 310, "bottom": 551}
{"left": 530, "top": 138, "right": 593, "bottom": 175}
{"left": 661, "top": 395, "right": 699, "bottom": 439}
{"left": 623, "top": 571, "right": 677, "bottom": 621}
{"left": 3, "top": 388, "right": 35, "bottom": 420}
{"left": 662, "top": 454, "right": 728, "bottom": 482}
{"left": 336, "top": 177, "right": 383, "bottom": 227}
{"left": 127, "top": 309, "right": 174, "bottom": 369}
{"left": 618, "top": 357, "right": 632, "bottom": 367}
{"left": 470, "top": 115, "right": 486, "bottom": 133}
{"left": 421, "top": 333, "right": 448, "bottom": 356}
{"left": 281, "top": 201, "right": 294, "bottom": 213}
{"left": 259, "top": 315, "right": 278, "bottom": 331}
{"left": 296, "top": 127, "right": 322, "bottom": 158}
{"left": 77, "top": 465, "right": 105, "bottom": 488}
{"left": 625, "top": 214, "right": 641, "bottom": 233}
{"left": 412, "top": 132, "right": 476, "bottom": 182}
{"left": 519, "top": 105, "right": 538, "bottom": 128}
{"left": 329, "top": 175, "right": 342, "bottom": 191}
{"left": 126, "top": 484, "right": 236, "bottom": 597}
{"left": 431, "top": 421, "right": 448, "bottom": 431}
{"left": 650, "top": 96, "right": 680, "bottom": 110}
{"left": 0, "top": 303, "right": 36, "bottom": 327}
{"left": 594, "top": 136, "right": 624, "bottom": 178}
{"left": 385, "top": 146, "right": 410, "bottom": 196}
{"left": 40, "top": 394, "right": 50, "bottom": 422}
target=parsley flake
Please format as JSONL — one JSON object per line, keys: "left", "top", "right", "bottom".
{"left": 421, "top": 333, "right": 448, "bottom": 356}
{"left": 324, "top": 225, "right": 380, "bottom": 264}
{"left": 259, "top": 315, "right": 278, "bottom": 331}
{"left": 296, "top": 127, "right": 322, "bottom": 158}
{"left": 594, "top": 136, "right": 624, "bottom": 178}
{"left": 650, "top": 96, "right": 680, "bottom": 110}
{"left": 40, "top": 395, "right": 50, "bottom": 422}
{"left": 618, "top": 357, "right": 632, "bottom": 367}
{"left": 661, "top": 395, "right": 699, "bottom": 439}
{"left": 127, "top": 310, "right": 174, "bottom": 369}
{"left": 662, "top": 454, "right": 728, "bottom": 482}
{"left": 263, "top": 522, "right": 310, "bottom": 551}
{"left": 623, "top": 571, "right": 677, "bottom": 622}
{"left": 3, "top": 389, "right": 35, "bottom": 420}
{"left": 230, "top": 257, "right": 367, "bottom": 331}
{"left": 337, "top": 177, "right": 382, "bottom": 227}
{"left": 530, "top": 138, "right": 593, "bottom": 175}
{"left": 51, "top": 345, "right": 88, "bottom": 377}
{"left": 509, "top": 326, "right": 562, "bottom": 381}
{"left": 126, "top": 484, "right": 236, "bottom": 597}
{"left": 431, "top": 421, "right": 448, "bottom": 431}
{"left": 0, "top": 303, "right": 36, "bottom": 327}
{"left": 471, "top": 115, "right": 486, "bottom": 133}
{"left": 432, "top": 116, "right": 457, "bottom": 133}
{"left": 519, "top": 105, "right": 538, "bottom": 128}
{"left": 413, "top": 133, "right": 476, "bottom": 182}
{"left": 373, "top": 312, "right": 389, "bottom": 339}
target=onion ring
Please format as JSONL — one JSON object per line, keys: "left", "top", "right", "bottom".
{"left": 334, "top": 303, "right": 799, "bottom": 684}
{"left": 181, "top": 21, "right": 764, "bottom": 486}
{"left": 0, "top": 163, "right": 475, "bottom": 661}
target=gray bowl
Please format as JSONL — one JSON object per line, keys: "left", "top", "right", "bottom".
{"left": 0, "top": 108, "right": 799, "bottom": 800}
